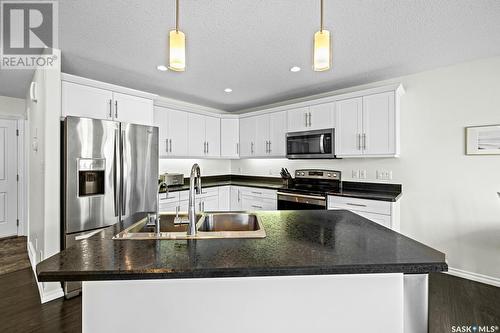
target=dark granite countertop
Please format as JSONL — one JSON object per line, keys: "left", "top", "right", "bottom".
{"left": 37, "top": 210, "right": 446, "bottom": 282}
{"left": 161, "top": 175, "right": 402, "bottom": 202}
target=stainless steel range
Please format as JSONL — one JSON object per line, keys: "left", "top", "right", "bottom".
{"left": 277, "top": 169, "right": 341, "bottom": 210}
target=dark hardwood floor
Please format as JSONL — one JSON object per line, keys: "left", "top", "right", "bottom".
{"left": 0, "top": 236, "right": 31, "bottom": 275}
{"left": 0, "top": 236, "right": 498, "bottom": 332}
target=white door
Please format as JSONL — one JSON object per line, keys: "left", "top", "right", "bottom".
{"left": 205, "top": 116, "right": 221, "bottom": 157}
{"left": 255, "top": 115, "right": 270, "bottom": 156}
{"left": 113, "top": 92, "right": 153, "bottom": 126}
{"left": 153, "top": 107, "right": 169, "bottom": 156}
{"left": 0, "top": 120, "right": 18, "bottom": 237}
{"left": 220, "top": 118, "right": 239, "bottom": 158}
{"left": 239, "top": 117, "right": 256, "bottom": 157}
{"left": 269, "top": 111, "right": 287, "bottom": 157}
{"left": 336, "top": 97, "right": 363, "bottom": 157}
{"left": 287, "top": 107, "right": 309, "bottom": 132}
{"left": 362, "top": 92, "right": 396, "bottom": 156}
{"left": 188, "top": 113, "right": 206, "bottom": 157}
{"left": 167, "top": 109, "right": 189, "bottom": 157}
{"left": 62, "top": 81, "right": 113, "bottom": 120}
{"left": 309, "top": 102, "right": 334, "bottom": 130}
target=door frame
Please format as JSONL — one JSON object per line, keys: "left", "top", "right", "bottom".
{"left": 0, "top": 115, "right": 26, "bottom": 236}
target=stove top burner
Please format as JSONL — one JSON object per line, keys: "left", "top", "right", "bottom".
{"left": 280, "top": 169, "right": 342, "bottom": 197}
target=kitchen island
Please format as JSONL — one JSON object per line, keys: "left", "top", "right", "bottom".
{"left": 37, "top": 210, "right": 446, "bottom": 333}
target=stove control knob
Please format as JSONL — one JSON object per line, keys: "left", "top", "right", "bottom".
{"left": 327, "top": 173, "right": 332, "bottom": 177}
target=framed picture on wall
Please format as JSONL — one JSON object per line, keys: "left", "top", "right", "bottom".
{"left": 466, "top": 125, "right": 500, "bottom": 155}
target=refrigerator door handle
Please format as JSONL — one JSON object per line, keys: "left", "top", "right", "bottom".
{"left": 113, "top": 129, "right": 119, "bottom": 216}
{"left": 120, "top": 129, "right": 126, "bottom": 217}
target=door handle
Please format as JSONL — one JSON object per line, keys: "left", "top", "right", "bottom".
{"left": 113, "top": 129, "right": 119, "bottom": 216}
{"left": 319, "top": 134, "right": 325, "bottom": 153}
{"left": 108, "top": 99, "right": 113, "bottom": 118}
{"left": 120, "top": 130, "right": 126, "bottom": 216}
{"left": 114, "top": 101, "right": 118, "bottom": 119}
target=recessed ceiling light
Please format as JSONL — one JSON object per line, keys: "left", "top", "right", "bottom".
{"left": 290, "top": 66, "right": 301, "bottom": 72}
{"left": 157, "top": 65, "right": 168, "bottom": 71}
{"left": 224, "top": 88, "right": 233, "bottom": 93}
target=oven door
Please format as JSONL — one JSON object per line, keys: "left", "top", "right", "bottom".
{"left": 277, "top": 192, "right": 327, "bottom": 210}
{"left": 286, "top": 129, "right": 335, "bottom": 159}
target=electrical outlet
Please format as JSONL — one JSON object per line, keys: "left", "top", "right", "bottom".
{"left": 359, "top": 170, "right": 367, "bottom": 179}
{"left": 376, "top": 170, "right": 393, "bottom": 180}
{"left": 352, "top": 170, "right": 359, "bottom": 179}
{"left": 388, "top": 171, "right": 393, "bottom": 180}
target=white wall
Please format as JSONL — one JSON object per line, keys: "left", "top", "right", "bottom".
{"left": 232, "top": 57, "right": 500, "bottom": 281}
{"left": 160, "top": 159, "right": 231, "bottom": 177}
{"left": 26, "top": 49, "right": 63, "bottom": 302}
{"left": 0, "top": 95, "right": 25, "bottom": 118}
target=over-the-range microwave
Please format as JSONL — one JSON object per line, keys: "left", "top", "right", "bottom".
{"left": 286, "top": 128, "right": 336, "bottom": 159}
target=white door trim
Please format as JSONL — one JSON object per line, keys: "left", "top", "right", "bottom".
{"left": 16, "top": 119, "right": 26, "bottom": 236}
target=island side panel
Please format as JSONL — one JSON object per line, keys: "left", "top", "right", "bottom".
{"left": 404, "top": 274, "right": 429, "bottom": 333}
{"left": 83, "top": 273, "right": 404, "bottom": 333}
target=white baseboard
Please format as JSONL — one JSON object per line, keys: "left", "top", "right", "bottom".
{"left": 27, "top": 241, "right": 64, "bottom": 303}
{"left": 447, "top": 267, "right": 500, "bottom": 288}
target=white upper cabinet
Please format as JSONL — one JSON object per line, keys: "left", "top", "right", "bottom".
{"left": 154, "top": 106, "right": 188, "bottom": 157}
{"left": 220, "top": 118, "right": 239, "bottom": 158}
{"left": 239, "top": 116, "right": 256, "bottom": 157}
{"left": 205, "top": 116, "right": 221, "bottom": 157}
{"left": 62, "top": 81, "right": 113, "bottom": 120}
{"left": 336, "top": 97, "right": 363, "bottom": 156}
{"left": 268, "top": 111, "right": 287, "bottom": 156}
{"left": 188, "top": 114, "right": 221, "bottom": 157}
{"left": 362, "top": 92, "right": 396, "bottom": 156}
{"left": 113, "top": 92, "right": 153, "bottom": 126}
{"left": 336, "top": 91, "right": 398, "bottom": 157}
{"left": 287, "top": 103, "right": 334, "bottom": 132}
{"left": 287, "top": 107, "right": 310, "bottom": 132}
{"left": 255, "top": 114, "right": 270, "bottom": 156}
{"left": 240, "top": 111, "right": 287, "bottom": 158}
{"left": 61, "top": 79, "right": 154, "bottom": 126}
{"left": 308, "top": 102, "right": 335, "bottom": 130}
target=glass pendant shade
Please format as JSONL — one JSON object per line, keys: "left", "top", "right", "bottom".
{"left": 169, "top": 30, "right": 185, "bottom": 71}
{"left": 313, "top": 29, "right": 330, "bottom": 71}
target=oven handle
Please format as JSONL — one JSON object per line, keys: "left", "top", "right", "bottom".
{"left": 277, "top": 192, "right": 326, "bottom": 201}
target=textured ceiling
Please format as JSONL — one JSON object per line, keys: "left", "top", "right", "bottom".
{"left": 1, "top": 0, "right": 500, "bottom": 112}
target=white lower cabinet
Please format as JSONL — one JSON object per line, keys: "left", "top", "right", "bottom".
{"left": 239, "top": 187, "right": 277, "bottom": 211}
{"left": 230, "top": 186, "right": 243, "bottom": 211}
{"left": 327, "top": 195, "right": 399, "bottom": 230}
{"left": 218, "top": 186, "right": 231, "bottom": 211}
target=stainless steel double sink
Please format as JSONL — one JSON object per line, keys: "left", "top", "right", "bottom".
{"left": 113, "top": 213, "right": 266, "bottom": 240}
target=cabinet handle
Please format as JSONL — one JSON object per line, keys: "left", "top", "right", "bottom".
{"left": 203, "top": 141, "right": 206, "bottom": 154}
{"left": 108, "top": 99, "right": 112, "bottom": 118}
{"left": 207, "top": 142, "right": 209, "bottom": 154}
{"left": 305, "top": 113, "right": 308, "bottom": 127}
{"left": 268, "top": 141, "right": 272, "bottom": 154}
{"left": 362, "top": 133, "right": 366, "bottom": 150}
{"left": 357, "top": 134, "right": 361, "bottom": 150}
{"left": 251, "top": 205, "right": 262, "bottom": 209}
{"left": 308, "top": 112, "right": 312, "bottom": 127}
{"left": 165, "top": 139, "right": 169, "bottom": 152}
{"left": 236, "top": 143, "right": 239, "bottom": 155}
{"left": 346, "top": 202, "right": 367, "bottom": 207}
{"left": 251, "top": 191, "right": 262, "bottom": 195}
{"left": 114, "top": 101, "right": 118, "bottom": 118}
{"left": 202, "top": 201, "right": 205, "bottom": 211}
{"left": 238, "top": 189, "right": 241, "bottom": 202}
{"left": 251, "top": 142, "right": 254, "bottom": 154}
{"left": 169, "top": 139, "right": 172, "bottom": 152}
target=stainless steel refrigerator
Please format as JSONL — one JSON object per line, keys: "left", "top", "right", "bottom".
{"left": 63, "top": 116, "right": 158, "bottom": 297}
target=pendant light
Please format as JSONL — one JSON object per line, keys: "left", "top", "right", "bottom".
{"left": 313, "top": 0, "right": 331, "bottom": 71}
{"left": 169, "top": 0, "right": 185, "bottom": 71}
